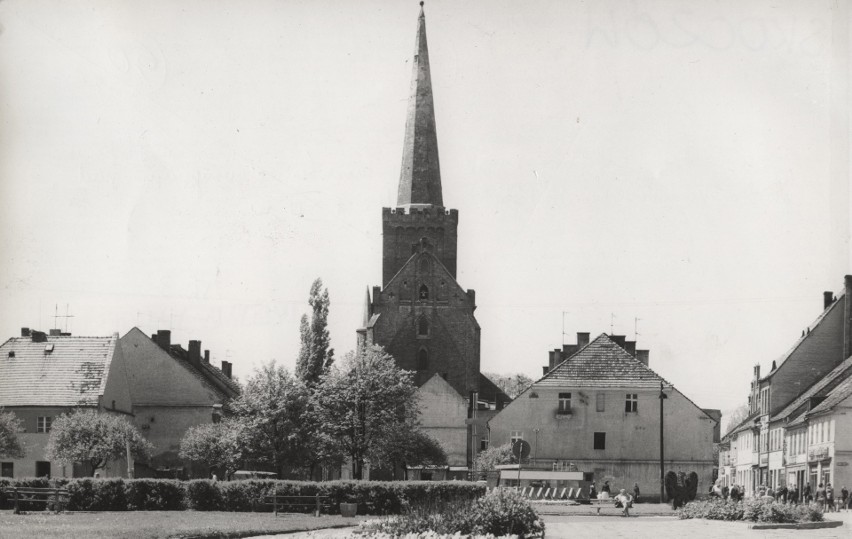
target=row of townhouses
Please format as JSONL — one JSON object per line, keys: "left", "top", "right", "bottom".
{"left": 719, "top": 276, "right": 852, "bottom": 496}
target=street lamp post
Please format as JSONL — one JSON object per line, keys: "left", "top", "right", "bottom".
{"left": 659, "top": 381, "right": 668, "bottom": 503}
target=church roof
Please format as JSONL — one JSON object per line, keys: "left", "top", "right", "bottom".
{"left": 397, "top": 3, "right": 443, "bottom": 208}
{"left": 0, "top": 334, "right": 118, "bottom": 407}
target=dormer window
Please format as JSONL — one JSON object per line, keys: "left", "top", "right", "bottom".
{"left": 419, "top": 285, "right": 429, "bottom": 300}
{"left": 44, "top": 344, "right": 54, "bottom": 354}
{"left": 7, "top": 351, "right": 14, "bottom": 358}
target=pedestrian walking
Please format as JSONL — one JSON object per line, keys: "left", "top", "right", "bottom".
{"left": 804, "top": 482, "right": 812, "bottom": 503}
{"left": 633, "top": 482, "right": 640, "bottom": 503}
{"left": 590, "top": 483, "right": 597, "bottom": 499}
{"left": 841, "top": 486, "right": 849, "bottom": 511}
{"left": 826, "top": 483, "right": 834, "bottom": 512}
{"left": 816, "top": 483, "right": 826, "bottom": 510}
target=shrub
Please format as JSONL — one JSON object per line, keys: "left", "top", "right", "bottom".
{"left": 67, "top": 479, "right": 127, "bottom": 511}
{"left": 469, "top": 488, "right": 544, "bottom": 537}
{"left": 678, "top": 498, "right": 823, "bottom": 523}
{"left": 185, "top": 479, "right": 224, "bottom": 511}
{"left": 125, "top": 479, "right": 185, "bottom": 510}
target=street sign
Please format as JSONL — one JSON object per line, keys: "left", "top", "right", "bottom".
{"left": 512, "top": 439, "right": 531, "bottom": 460}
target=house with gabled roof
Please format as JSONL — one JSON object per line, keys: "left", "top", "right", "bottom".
{"left": 0, "top": 328, "right": 133, "bottom": 478}
{"left": 119, "top": 328, "right": 239, "bottom": 478}
{"left": 769, "top": 355, "right": 852, "bottom": 496}
{"left": 738, "top": 277, "right": 852, "bottom": 494}
{"left": 487, "top": 333, "right": 717, "bottom": 497}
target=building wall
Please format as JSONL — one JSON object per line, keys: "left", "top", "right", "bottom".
{"left": 132, "top": 405, "right": 218, "bottom": 476}
{"left": 416, "top": 375, "right": 468, "bottom": 467}
{"left": 371, "top": 250, "right": 480, "bottom": 396}
{"left": 488, "top": 385, "right": 715, "bottom": 495}
{"left": 0, "top": 405, "right": 130, "bottom": 479}
{"left": 101, "top": 337, "right": 133, "bottom": 414}
{"left": 382, "top": 207, "right": 458, "bottom": 285}
{"left": 120, "top": 329, "right": 232, "bottom": 477}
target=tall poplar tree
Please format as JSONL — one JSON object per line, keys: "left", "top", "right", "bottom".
{"left": 296, "top": 278, "right": 334, "bottom": 387}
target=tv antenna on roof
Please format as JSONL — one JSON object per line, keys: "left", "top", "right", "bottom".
{"left": 634, "top": 317, "right": 641, "bottom": 340}
{"left": 610, "top": 313, "right": 616, "bottom": 334}
{"left": 53, "top": 304, "right": 74, "bottom": 333}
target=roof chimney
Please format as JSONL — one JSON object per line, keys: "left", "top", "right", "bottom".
{"left": 635, "top": 350, "right": 649, "bottom": 366}
{"left": 610, "top": 335, "right": 626, "bottom": 347}
{"left": 203, "top": 350, "right": 210, "bottom": 363}
{"left": 221, "top": 360, "right": 232, "bottom": 379}
{"left": 624, "top": 340, "right": 636, "bottom": 356}
{"left": 49, "top": 329, "right": 62, "bottom": 336}
{"left": 31, "top": 331, "right": 47, "bottom": 343}
{"left": 21, "top": 327, "right": 30, "bottom": 337}
{"left": 562, "top": 343, "right": 578, "bottom": 359}
{"left": 156, "top": 330, "right": 171, "bottom": 352}
{"left": 188, "top": 340, "right": 202, "bottom": 367}
{"left": 824, "top": 291, "right": 834, "bottom": 310}
{"left": 577, "top": 332, "right": 590, "bottom": 347}
{"left": 548, "top": 349, "right": 559, "bottom": 370}
{"left": 542, "top": 365, "right": 549, "bottom": 375}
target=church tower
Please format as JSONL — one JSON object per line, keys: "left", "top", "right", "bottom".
{"left": 382, "top": 4, "right": 458, "bottom": 285}
{"left": 359, "top": 3, "right": 479, "bottom": 400}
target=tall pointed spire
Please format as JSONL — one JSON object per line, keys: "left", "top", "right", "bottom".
{"left": 397, "top": 2, "right": 443, "bottom": 208}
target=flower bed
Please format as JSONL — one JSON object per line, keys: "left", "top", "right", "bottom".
{"left": 361, "top": 488, "right": 544, "bottom": 538}
{"left": 677, "top": 498, "right": 823, "bottom": 523}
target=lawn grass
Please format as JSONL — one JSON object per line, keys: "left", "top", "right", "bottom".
{"left": 0, "top": 510, "right": 361, "bottom": 539}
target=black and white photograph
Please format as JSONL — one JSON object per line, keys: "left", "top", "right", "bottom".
{"left": 0, "top": 0, "right": 850, "bottom": 537}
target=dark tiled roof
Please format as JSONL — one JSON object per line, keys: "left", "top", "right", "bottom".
{"left": 478, "top": 373, "right": 511, "bottom": 405}
{"left": 537, "top": 333, "right": 671, "bottom": 389}
{"left": 0, "top": 335, "right": 117, "bottom": 407}
{"left": 165, "top": 343, "right": 240, "bottom": 397}
{"left": 760, "top": 296, "right": 843, "bottom": 382}
{"left": 808, "top": 371, "right": 852, "bottom": 416}
{"left": 722, "top": 411, "right": 760, "bottom": 440}
{"left": 771, "top": 356, "right": 852, "bottom": 421}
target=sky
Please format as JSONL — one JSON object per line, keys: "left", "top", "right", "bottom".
{"left": 0, "top": 0, "right": 849, "bottom": 428}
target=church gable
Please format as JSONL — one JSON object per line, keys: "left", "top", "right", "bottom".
{"left": 381, "top": 245, "right": 472, "bottom": 310}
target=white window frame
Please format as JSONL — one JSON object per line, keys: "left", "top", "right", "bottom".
{"left": 37, "top": 416, "right": 52, "bottom": 433}
{"left": 558, "top": 392, "right": 571, "bottom": 413}
{"left": 625, "top": 393, "right": 638, "bottom": 413}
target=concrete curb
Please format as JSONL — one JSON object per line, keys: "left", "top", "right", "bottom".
{"left": 749, "top": 520, "right": 844, "bottom": 530}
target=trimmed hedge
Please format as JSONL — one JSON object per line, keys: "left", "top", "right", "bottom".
{"left": 677, "top": 498, "right": 823, "bottom": 523}
{"left": 0, "top": 477, "right": 485, "bottom": 514}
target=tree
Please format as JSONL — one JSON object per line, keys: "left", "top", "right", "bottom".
{"left": 472, "top": 442, "right": 515, "bottom": 475}
{"left": 179, "top": 419, "right": 244, "bottom": 480}
{"left": 370, "top": 429, "right": 447, "bottom": 479}
{"left": 483, "top": 372, "right": 533, "bottom": 399}
{"left": 296, "top": 278, "right": 334, "bottom": 387}
{"left": 0, "top": 409, "right": 25, "bottom": 459}
{"left": 313, "top": 345, "right": 420, "bottom": 479}
{"left": 228, "top": 361, "right": 316, "bottom": 477}
{"left": 44, "top": 410, "right": 152, "bottom": 476}
{"left": 723, "top": 403, "right": 750, "bottom": 436}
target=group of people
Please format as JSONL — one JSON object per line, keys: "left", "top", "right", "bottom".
{"left": 713, "top": 481, "right": 850, "bottom": 511}
{"left": 589, "top": 480, "right": 640, "bottom": 517}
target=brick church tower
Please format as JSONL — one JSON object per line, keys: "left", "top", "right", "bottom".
{"left": 357, "top": 4, "right": 493, "bottom": 441}
{"left": 357, "top": 5, "right": 508, "bottom": 475}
